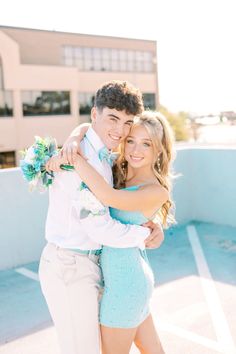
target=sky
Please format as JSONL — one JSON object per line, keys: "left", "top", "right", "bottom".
{"left": 0, "top": 0, "right": 235, "bottom": 114}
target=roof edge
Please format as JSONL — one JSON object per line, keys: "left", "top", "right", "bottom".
{"left": 0, "top": 25, "right": 157, "bottom": 43}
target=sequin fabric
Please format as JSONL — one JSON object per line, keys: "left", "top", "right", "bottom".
{"left": 99, "top": 185, "right": 155, "bottom": 328}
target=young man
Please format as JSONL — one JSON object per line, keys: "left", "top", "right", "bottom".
{"left": 39, "top": 81, "right": 164, "bottom": 354}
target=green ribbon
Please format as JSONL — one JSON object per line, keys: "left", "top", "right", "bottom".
{"left": 60, "top": 164, "right": 74, "bottom": 171}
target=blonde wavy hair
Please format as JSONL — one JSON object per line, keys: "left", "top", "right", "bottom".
{"left": 113, "top": 110, "right": 176, "bottom": 227}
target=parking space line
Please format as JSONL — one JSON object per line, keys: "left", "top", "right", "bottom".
{"left": 15, "top": 267, "right": 39, "bottom": 281}
{"left": 156, "top": 319, "right": 224, "bottom": 353}
{"left": 187, "top": 224, "right": 236, "bottom": 354}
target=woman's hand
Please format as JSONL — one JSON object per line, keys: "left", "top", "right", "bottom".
{"left": 72, "top": 154, "right": 83, "bottom": 171}
{"left": 45, "top": 155, "right": 68, "bottom": 172}
{"left": 60, "top": 138, "right": 85, "bottom": 165}
{"left": 60, "top": 123, "right": 90, "bottom": 164}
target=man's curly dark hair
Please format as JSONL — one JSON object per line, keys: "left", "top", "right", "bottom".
{"left": 94, "top": 80, "right": 144, "bottom": 115}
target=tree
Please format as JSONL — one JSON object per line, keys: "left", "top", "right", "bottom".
{"left": 159, "top": 106, "right": 189, "bottom": 141}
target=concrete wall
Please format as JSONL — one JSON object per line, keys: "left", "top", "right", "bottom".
{"left": 182, "top": 147, "right": 236, "bottom": 226}
{"left": 172, "top": 146, "right": 236, "bottom": 226}
{"left": 0, "top": 168, "right": 48, "bottom": 270}
{"left": 0, "top": 147, "right": 235, "bottom": 270}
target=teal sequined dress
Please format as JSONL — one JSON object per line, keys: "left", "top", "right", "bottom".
{"left": 99, "top": 185, "right": 155, "bottom": 328}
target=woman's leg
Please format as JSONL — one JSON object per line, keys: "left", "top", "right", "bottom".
{"left": 134, "top": 315, "right": 165, "bottom": 354}
{"left": 101, "top": 325, "right": 137, "bottom": 354}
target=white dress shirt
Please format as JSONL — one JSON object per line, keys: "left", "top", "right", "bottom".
{"left": 45, "top": 127, "right": 149, "bottom": 250}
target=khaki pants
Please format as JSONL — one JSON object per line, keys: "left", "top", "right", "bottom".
{"left": 39, "top": 243, "right": 102, "bottom": 354}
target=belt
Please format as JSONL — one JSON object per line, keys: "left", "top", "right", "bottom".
{"left": 69, "top": 249, "right": 102, "bottom": 256}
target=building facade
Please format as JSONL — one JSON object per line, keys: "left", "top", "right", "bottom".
{"left": 0, "top": 26, "right": 159, "bottom": 168}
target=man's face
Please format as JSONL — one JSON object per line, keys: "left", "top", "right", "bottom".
{"left": 91, "top": 107, "right": 134, "bottom": 150}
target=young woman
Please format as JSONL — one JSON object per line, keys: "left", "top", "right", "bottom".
{"left": 68, "top": 111, "right": 175, "bottom": 354}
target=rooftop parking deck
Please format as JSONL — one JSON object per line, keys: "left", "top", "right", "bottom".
{"left": 0, "top": 222, "right": 235, "bottom": 354}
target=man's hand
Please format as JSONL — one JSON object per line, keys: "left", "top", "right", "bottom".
{"left": 143, "top": 220, "right": 164, "bottom": 249}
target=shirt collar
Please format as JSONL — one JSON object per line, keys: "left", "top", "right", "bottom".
{"left": 85, "top": 126, "right": 106, "bottom": 153}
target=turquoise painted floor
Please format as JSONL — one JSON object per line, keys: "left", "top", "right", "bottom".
{"left": 0, "top": 221, "right": 236, "bottom": 354}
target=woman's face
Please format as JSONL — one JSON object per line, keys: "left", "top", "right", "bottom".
{"left": 124, "top": 124, "right": 155, "bottom": 169}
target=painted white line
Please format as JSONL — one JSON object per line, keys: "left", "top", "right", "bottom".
{"left": 187, "top": 224, "right": 236, "bottom": 354}
{"left": 15, "top": 267, "right": 39, "bottom": 282}
{"left": 156, "top": 318, "right": 224, "bottom": 353}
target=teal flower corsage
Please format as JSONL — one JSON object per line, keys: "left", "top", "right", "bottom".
{"left": 20, "top": 136, "right": 74, "bottom": 192}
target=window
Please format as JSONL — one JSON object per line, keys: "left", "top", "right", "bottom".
{"left": 101, "top": 48, "right": 111, "bottom": 71}
{"left": 74, "top": 47, "right": 84, "bottom": 70}
{"left": 127, "top": 51, "right": 135, "bottom": 72}
{"left": 0, "top": 90, "right": 13, "bottom": 117}
{"left": 62, "top": 46, "right": 154, "bottom": 73}
{"left": 143, "top": 93, "right": 156, "bottom": 110}
{"left": 135, "top": 51, "right": 145, "bottom": 72}
{"left": 0, "top": 151, "right": 16, "bottom": 169}
{"left": 78, "top": 93, "right": 94, "bottom": 115}
{"left": 143, "top": 52, "right": 153, "bottom": 72}
{"left": 64, "top": 57, "right": 74, "bottom": 66}
{"left": 75, "top": 47, "right": 83, "bottom": 58}
{"left": 0, "top": 59, "right": 13, "bottom": 117}
{"left": 93, "top": 48, "right": 102, "bottom": 71}
{"left": 0, "top": 60, "right": 3, "bottom": 89}
{"left": 84, "top": 48, "right": 94, "bottom": 71}
{"left": 119, "top": 50, "right": 127, "bottom": 71}
{"left": 111, "top": 49, "right": 119, "bottom": 71}
{"left": 22, "top": 91, "right": 70, "bottom": 116}
{"left": 62, "top": 46, "right": 74, "bottom": 66}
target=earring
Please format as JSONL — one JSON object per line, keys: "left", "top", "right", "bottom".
{"left": 121, "top": 159, "right": 127, "bottom": 176}
{"left": 157, "top": 157, "right": 161, "bottom": 174}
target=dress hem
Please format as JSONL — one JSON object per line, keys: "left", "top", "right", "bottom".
{"left": 99, "top": 311, "right": 150, "bottom": 329}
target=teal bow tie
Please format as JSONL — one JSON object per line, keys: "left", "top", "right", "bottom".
{"left": 98, "top": 147, "right": 116, "bottom": 167}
